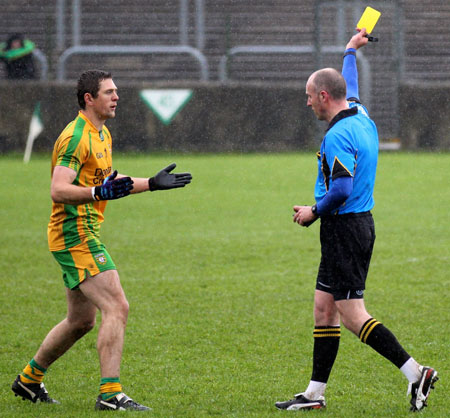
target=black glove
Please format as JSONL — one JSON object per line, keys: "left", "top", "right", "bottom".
{"left": 93, "top": 170, "right": 134, "bottom": 200}
{"left": 148, "top": 163, "right": 192, "bottom": 191}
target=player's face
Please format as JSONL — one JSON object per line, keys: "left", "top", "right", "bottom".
{"left": 92, "top": 78, "right": 119, "bottom": 120}
{"left": 306, "top": 80, "right": 326, "bottom": 121}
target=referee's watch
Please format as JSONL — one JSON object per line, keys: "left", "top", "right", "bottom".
{"left": 311, "top": 204, "right": 318, "bottom": 216}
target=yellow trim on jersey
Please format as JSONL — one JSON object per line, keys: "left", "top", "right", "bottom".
{"left": 332, "top": 155, "right": 353, "bottom": 178}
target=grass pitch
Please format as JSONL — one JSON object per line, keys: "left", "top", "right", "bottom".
{"left": 0, "top": 152, "right": 448, "bottom": 417}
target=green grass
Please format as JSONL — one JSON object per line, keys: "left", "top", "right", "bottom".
{"left": 0, "top": 152, "right": 448, "bottom": 417}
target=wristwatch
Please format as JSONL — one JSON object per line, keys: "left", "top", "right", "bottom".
{"left": 311, "top": 204, "right": 318, "bottom": 216}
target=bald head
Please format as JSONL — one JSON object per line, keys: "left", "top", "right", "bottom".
{"left": 307, "top": 68, "right": 347, "bottom": 101}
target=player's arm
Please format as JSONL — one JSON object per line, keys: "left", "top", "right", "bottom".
{"left": 52, "top": 166, "right": 134, "bottom": 204}
{"left": 118, "top": 163, "right": 192, "bottom": 194}
{"left": 51, "top": 165, "right": 96, "bottom": 204}
{"left": 122, "top": 176, "right": 150, "bottom": 193}
{"left": 342, "top": 28, "right": 369, "bottom": 101}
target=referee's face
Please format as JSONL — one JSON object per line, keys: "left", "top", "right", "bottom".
{"left": 306, "top": 80, "right": 326, "bottom": 121}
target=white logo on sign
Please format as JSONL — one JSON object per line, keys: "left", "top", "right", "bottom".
{"left": 140, "top": 89, "right": 193, "bottom": 125}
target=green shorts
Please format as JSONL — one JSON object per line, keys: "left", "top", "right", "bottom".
{"left": 52, "top": 240, "right": 116, "bottom": 290}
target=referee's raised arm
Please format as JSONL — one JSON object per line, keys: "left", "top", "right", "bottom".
{"left": 342, "top": 28, "right": 369, "bottom": 103}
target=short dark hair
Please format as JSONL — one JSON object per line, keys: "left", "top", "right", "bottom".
{"left": 310, "top": 68, "right": 346, "bottom": 100}
{"left": 77, "top": 70, "right": 112, "bottom": 109}
{"left": 6, "top": 33, "right": 24, "bottom": 50}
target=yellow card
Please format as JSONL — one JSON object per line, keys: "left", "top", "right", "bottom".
{"left": 356, "top": 6, "right": 381, "bottom": 34}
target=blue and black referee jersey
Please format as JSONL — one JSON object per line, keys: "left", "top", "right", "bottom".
{"left": 314, "top": 101, "right": 378, "bottom": 214}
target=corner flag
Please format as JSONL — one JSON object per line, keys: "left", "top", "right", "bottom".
{"left": 23, "top": 102, "right": 44, "bottom": 163}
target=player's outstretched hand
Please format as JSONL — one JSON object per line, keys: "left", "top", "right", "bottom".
{"left": 148, "top": 163, "right": 192, "bottom": 191}
{"left": 93, "top": 170, "right": 134, "bottom": 200}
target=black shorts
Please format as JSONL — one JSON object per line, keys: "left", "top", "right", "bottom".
{"left": 316, "top": 212, "right": 375, "bottom": 301}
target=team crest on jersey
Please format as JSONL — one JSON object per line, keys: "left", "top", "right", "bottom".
{"left": 95, "top": 253, "right": 107, "bottom": 265}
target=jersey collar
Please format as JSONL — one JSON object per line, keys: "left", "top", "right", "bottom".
{"left": 78, "top": 111, "right": 98, "bottom": 131}
{"left": 78, "top": 111, "right": 106, "bottom": 138}
{"left": 326, "top": 107, "right": 358, "bottom": 132}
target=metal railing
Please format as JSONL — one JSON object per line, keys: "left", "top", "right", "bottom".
{"left": 219, "top": 45, "right": 371, "bottom": 108}
{"left": 219, "top": 45, "right": 314, "bottom": 82}
{"left": 32, "top": 49, "right": 49, "bottom": 80}
{"left": 56, "top": 45, "right": 209, "bottom": 81}
{"left": 55, "top": 0, "right": 208, "bottom": 81}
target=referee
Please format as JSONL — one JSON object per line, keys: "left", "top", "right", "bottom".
{"left": 275, "top": 29, "right": 438, "bottom": 412}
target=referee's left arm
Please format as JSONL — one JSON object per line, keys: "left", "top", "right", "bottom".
{"left": 314, "top": 176, "right": 353, "bottom": 216}
{"left": 342, "top": 28, "right": 369, "bottom": 102}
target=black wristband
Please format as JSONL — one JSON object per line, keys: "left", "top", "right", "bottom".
{"left": 311, "top": 204, "right": 318, "bottom": 216}
{"left": 343, "top": 50, "right": 356, "bottom": 58}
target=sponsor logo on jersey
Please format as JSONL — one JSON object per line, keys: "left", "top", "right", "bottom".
{"left": 94, "top": 167, "right": 112, "bottom": 177}
{"left": 93, "top": 167, "right": 113, "bottom": 185}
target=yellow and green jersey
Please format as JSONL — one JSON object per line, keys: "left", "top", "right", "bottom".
{"left": 48, "top": 111, "right": 113, "bottom": 251}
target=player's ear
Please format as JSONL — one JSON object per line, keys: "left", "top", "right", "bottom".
{"left": 84, "top": 92, "right": 94, "bottom": 106}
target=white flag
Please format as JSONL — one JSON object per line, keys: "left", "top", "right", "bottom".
{"left": 24, "top": 102, "right": 44, "bottom": 163}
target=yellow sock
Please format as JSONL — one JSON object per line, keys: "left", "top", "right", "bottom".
{"left": 20, "top": 358, "right": 46, "bottom": 384}
{"left": 100, "top": 378, "right": 122, "bottom": 401}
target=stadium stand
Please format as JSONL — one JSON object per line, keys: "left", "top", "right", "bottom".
{"left": 0, "top": 0, "right": 449, "bottom": 141}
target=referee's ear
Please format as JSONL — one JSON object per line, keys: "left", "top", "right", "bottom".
{"left": 319, "top": 90, "right": 331, "bottom": 103}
